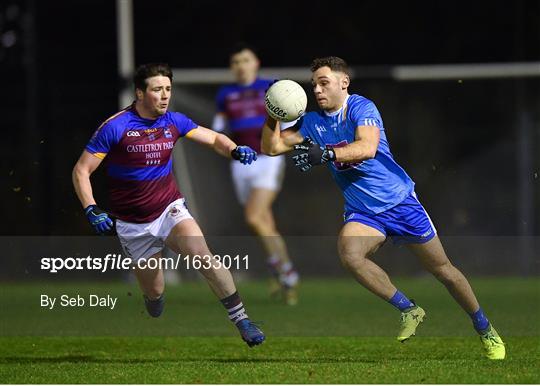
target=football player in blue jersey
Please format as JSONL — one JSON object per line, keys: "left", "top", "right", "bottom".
{"left": 261, "top": 56, "right": 505, "bottom": 359}
{"left": 212, "top": 43, "right": 299, "bottom": 305}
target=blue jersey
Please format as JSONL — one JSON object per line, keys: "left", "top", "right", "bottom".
{"left": 298, "top": 94, "right": 414, "bottom": 215}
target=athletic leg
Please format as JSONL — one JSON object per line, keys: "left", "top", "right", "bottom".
{"left": 339, "top": 221, "right": 426, "bottom": 341}
{"left": 408, "top": 236, "right": 505, "bottom": 358}
{"left": 117, "top": 218, "right": 166, "bottom": 318}
{"left": 244, "top": 187, "right": 299, "bottom": 303}
{"left": 165, "top": 218, "right": 235, "bottom": 299}
{"left": 244, "top": 188, "right": 288, "bottom": 260}
{"left": 133, "top": 252, "right": 164, "bottom": 298}
{"left": 132, "top": 252, "right": 165, "bottom": 317}
{"left": 165, "top": 218, "right": 265, "bottom": 347}
{"left": 408, "top": 236, "right": 480, "bottom": 313}
{"left": 338, "top": 221, "right": 394, "bottom": 299}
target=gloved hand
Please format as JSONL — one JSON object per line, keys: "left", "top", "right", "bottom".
{"left": 231, "top": 146, "right": 258, "bottom": 165}
{"left": 84, "top": 205, "right": 114, "bottom": 235}
{"left": 292, "top": 137, "right": 336, "bottom": 172}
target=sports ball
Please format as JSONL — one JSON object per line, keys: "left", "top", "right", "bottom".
{"left": 264, "top": 80, "right": 307, "bottom": 122}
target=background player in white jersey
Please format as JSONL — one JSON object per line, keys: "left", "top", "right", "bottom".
{"left": 261, "top": 56, "right": 505, "bottom": 359}
{"left": 72, "top": 63, "right": 264, "bottom": 347}
{"left": 212, "top": 44, "right": 299, "bottom": 305}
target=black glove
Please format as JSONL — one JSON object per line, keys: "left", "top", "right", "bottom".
{"left": 292, "top": 137, "right": 336, "bottom": 172}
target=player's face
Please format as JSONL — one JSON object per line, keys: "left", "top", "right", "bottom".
{"left": 311, "top": 66, "right": 350, "bottom": 112}
{"left": 138, "top": 75, "right": 172, "bottom": 117}
{"left": 230, "top": 49, "right": 260, "bottom": 85}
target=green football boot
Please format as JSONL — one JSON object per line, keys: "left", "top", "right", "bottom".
{"left": 480, "top": 324, "right": 506, "bottom": 360}
{"left": 397, "top": 305, "right": 426, "bottom": 342}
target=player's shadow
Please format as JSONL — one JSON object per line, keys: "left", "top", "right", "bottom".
{"left": 200, "top": 357, "right": 382, "bottom": 364}
{"left": 0, "top": 355, "right": 98, "bottom": 364}
{"left": 0, "top": 355, "right": 382, "bottom": 364}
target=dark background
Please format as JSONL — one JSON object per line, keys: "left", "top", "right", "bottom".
{"left": 2, "top": 0, "right": 539, "bottom": 238}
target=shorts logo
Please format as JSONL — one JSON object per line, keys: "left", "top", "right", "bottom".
{"left": 421, "top": 228, "right": 433, "bottom": 238}
{"left": 169, "top": 205, "right": 181, "bottom": 217}
{"left": 127, "top": 131, "right": 140, "bottom": 137}
{"left": 344, "top": 213, "right": 356, "bottom": 221}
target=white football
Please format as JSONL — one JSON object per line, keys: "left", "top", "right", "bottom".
{"left": 264, "top": 80, "right": 307, "bottom": 122}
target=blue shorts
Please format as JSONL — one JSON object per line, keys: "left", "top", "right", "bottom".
{"left": 343, "top": 192, "right": 437, "bottom": 245}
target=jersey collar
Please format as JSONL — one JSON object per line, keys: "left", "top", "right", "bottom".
{"left": 323, "top": 94, "right": 350, "bottom": 118}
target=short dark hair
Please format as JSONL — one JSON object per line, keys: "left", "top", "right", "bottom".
{"left": 228, "top": 42, "right": 258, "bottom": 59}
{"left": 310, "top": 56, "right": 350, "bottom": 76}
{"left": 133, "top": 63, "right": 172, "bottom": 92}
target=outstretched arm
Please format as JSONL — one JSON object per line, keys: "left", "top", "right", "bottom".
{"left": 261, "top": 117, "right": 304, "bottom": 156}
{"left": 186, "top": 126, "right": 257, "bottom": 164}
{"left": 186, "top": 126, "right": 237, "bottom": 158}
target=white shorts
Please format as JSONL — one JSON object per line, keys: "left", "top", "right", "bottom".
{"left": 116, "top": 198, "right": 193, "bottom": 262}
{"left": 230, "top": 154, "right": 285, "bottom": 204}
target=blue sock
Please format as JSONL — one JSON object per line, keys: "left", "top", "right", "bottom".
{"left": 388, "top": 290, "right": 415, "bottom": 312}
{"left": 470, "top": 308, "right": 490, "bottom": 332}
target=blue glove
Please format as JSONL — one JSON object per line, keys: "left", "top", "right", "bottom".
{"left": 292, "top": 137, "right": 336, "bottom": 172}
{"left": 231, "top": 146, "right": 258, "bottom": 165}
{"left": 84, "top": 205, "right": 114, "bottom": 235}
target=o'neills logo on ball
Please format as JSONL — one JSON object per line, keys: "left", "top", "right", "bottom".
{"left": 265, "top": 95, "right": 287, "bottom": 119}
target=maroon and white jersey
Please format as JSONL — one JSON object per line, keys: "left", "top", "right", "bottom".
{"left": 86, "top": 104, "right": 197, "bottom": 223}
{"left": 215, "top": 78, "right": 272, "bottom": 152}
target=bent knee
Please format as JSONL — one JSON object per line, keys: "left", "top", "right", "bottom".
{"left": 244, "top": 211, "right": 262, "bottom": 228}
{"left": 245, "top": 211, "right": 273, "bottom": 232}
{"left": 430, "top": 262, "right": 459, "bottom": 283}
{"left": 338, "top": 239, "right": 377, "bottom": 266}
{"left": 339, "top": 249, "right": 369, "bottom": 271}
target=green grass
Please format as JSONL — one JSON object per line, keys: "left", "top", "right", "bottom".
{"left": 1, "top": 336, "right": 538, "bottom": 383}
{"left": 0, "top": 277, "right": 539, "bottom": 383}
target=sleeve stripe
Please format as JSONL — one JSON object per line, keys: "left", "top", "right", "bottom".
{"left": 185, "top": 127, "right": 199, "bottom": 138}
{"left": 91, "top": 152, "right": 107, "bottom": 160}
{"left": 364, "top": 118, "right": 378, "bottom": 127}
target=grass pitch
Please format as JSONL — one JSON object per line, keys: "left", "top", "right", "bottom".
{"left": 0, "top": 277, "right": 539, "bottom": 383}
